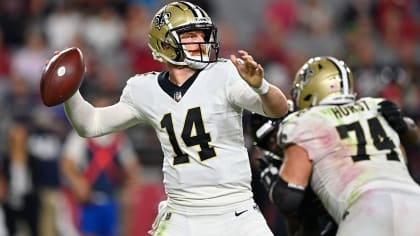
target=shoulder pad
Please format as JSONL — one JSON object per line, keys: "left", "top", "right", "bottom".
{"left": 217, "top": 58, "right": 230, "bottom": 63}
{"left": 277, "top": 110, "right": 309, "bottom": 148}
{"left": 136, "top": 71, "right": 159, "bottom": 78}
{"left": 130, "top": 71, "right": 159, "bottom": 80}
{"left": 282, "top": 109, "right": 308, "bottom": 123}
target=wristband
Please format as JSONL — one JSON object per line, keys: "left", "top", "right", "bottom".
{"left": 253, "top": 79, "right": 269, "bottom": 95}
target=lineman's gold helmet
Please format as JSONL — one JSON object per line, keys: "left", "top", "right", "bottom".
{"left": 292, "top": 56, "right": 355, "bottom": 110}
{"left": 148, "top": 1, "right": 219, "bottom": 69}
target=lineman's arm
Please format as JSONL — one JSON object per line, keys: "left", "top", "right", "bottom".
{"left": 399, "top": 117, "right": 419, "bottom": 146}
{"left": 378, "top": 100, "right": 419, "bottom": 146}
{"left": 261, "top": 144, "right": 312, "bottom": 215}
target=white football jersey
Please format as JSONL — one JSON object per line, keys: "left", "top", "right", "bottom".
{"left": 120, "top": 60, "right": 265, "bottom": 214}
{"left": 278, "top": 97, "right": 419, "bottom": 223}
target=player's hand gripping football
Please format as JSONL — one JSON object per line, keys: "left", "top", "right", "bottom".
{"left": 40, "top": 47, "right": 85, "bottom": 107}
{"left": 230, "top": 50, "right": 264, "bottom": 89}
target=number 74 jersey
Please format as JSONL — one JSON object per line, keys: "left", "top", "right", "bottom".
{"left": 278, "top": 97, "right": 417, "bottom": 223}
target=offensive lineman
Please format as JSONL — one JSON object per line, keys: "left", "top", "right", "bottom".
{"left": 264, "top": 56, "right": 420, "bottom": 236}
{"left": 59, "top": 1, "right": 288, "bottom": 236}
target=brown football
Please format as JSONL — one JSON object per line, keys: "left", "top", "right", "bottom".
{"left": 40, "top": 47, "right": 85, "bottom": 107}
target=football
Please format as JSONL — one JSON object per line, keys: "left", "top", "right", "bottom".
{"left": 40, "top": 47, "right": 85, "bottom": 107}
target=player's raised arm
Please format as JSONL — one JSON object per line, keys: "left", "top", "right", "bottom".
{"left": 230, "top": 50, "right": 289, "bottom": 118}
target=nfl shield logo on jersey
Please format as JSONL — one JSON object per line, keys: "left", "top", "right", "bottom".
{"left": 174, "top": 91, "right": 182, "bottom": 102}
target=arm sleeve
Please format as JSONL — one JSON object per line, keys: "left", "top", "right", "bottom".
{"left": 63, "top": 90, "right": 140, "bottom": 138}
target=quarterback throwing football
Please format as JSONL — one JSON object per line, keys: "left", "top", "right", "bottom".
{"left": 61, "top": 1, "right": 288, "bottom": 236}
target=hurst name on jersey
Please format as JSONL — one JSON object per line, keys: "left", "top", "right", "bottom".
{"left": 278, "top": 97, "right": 413, "bottom": 223}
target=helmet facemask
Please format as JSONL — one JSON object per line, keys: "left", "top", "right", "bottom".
{"left": 171, "top": 23, "right": 219, "bottom": 69}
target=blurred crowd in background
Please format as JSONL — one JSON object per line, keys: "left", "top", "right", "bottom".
{"left": 0, "top": 0, "right": 419, "bottom": 235}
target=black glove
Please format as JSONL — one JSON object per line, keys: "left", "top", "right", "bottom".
{"left": 378, "top": 100, "right": 408, "bottom": 134}
{"left": 320, "top": 221, "right": 338, "bottom": 236}
{"left": 258, "top": 155, "right": 281, "bottom": 193}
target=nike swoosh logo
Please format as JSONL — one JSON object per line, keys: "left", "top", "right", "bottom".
{"left": 234, "top": 209, "right": 248, "bottom": 217}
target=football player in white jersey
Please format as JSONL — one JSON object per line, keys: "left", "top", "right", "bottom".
{"left": 262, "top": 56, "right": 420, "bottom": 236}
{"left": 253, "top": 112, "right": 338, "bottom": 236}
{"left": 60, "top": 1, "right": 289, "bottom": 236}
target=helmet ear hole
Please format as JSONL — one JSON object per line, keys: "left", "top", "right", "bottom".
{"left": 304, "top": 94, "right": 312, "bottom": 101}
{"left": 160, "top": 42, "right": 183, "bottom": 61}
{"left": 174, "top": 47, "right": 183, "bottom": 61}
{"left": 161, "top": 43, "right": 170, "bottom": 50}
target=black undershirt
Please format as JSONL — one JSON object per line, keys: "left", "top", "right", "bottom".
{"left": 158, "top": 70, "right": 202, "bottom": 102}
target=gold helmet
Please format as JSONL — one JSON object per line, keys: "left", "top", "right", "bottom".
{"left": 291, "top": 56, "right": 356, "bottom": 110}
{"left": 148, "top": 1, "right": 219, "bottom": 69}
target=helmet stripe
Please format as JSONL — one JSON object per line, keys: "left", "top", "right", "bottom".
{"left": 327, "top": 57, "right": 349, "bottom": 95}
{"left": 179, "top": 1, "right": 204, "bottom": 17}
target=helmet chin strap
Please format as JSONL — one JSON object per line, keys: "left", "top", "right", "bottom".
{"left": 155, "top": 43, "right": 212, "bottom": 69}
{"left": 183, "top": 50, "right": 209, "bottom": 69}
{"left": 311, "top": 96, "right": 318, "bottom": 107}
{"left": 185, "top": 57, "right": 209, "bottom": 69}
{"left": 319, "top": 94, "right": 356, "bottom": 106}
